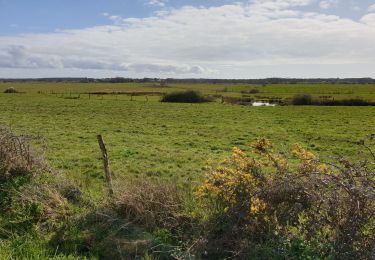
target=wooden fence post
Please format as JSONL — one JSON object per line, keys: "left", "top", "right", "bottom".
{"left": 97, "top": 135, "right": 114, "bottom": 196}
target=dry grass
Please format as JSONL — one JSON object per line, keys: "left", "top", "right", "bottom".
{"left": 111, "top": 179, "right": 190, "bottom": 230}
{"left": 0, "top": 126, "right": 50, "bottom": 175}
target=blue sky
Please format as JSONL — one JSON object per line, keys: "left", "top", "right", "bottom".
{"left": 0, "top": 0, "right": 242, "bottom": 35}
{"left": 1, "top": 0, "right": 375, "bottom": 78}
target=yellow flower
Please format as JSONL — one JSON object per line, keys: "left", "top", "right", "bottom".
{"left": 292, "top": 144, "right": 316, "bottom": 161}
{"left": 207, "top": 158, "right": 212, "bottom": 166}
{"left": 251, "top": 138, "right": 271, "bottom": 153}
{"left": 250, "top": 198, "right": 266, "bottom": 214}
{"left": 318, "top": 163, "right": 330, "bottom": 174}
{"left": 223, "top": 207, "right": 229, "bottom": 214}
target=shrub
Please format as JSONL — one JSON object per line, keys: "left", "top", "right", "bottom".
{"left": 319, "top": 98, "right": 375, "bottom": 106}
{"left": 195, "top": 139, "right": 375, "bottom": 258}
{"left": 3, "top": 87, "right": 18, "bottom": 93}
{"left": 291, "top": 93, "right": 313, "bottom": 105}
{"left": 0, "top": 126, "right": 82, "bottom": 237}
{"left": 0, "top": 127, "right": 50, "bottom": 213}
{"left": 0, "top": 127, "right": 49, "bottom": 176}
{"left": 290, "top": 94, "right": 375, "bottom": 106}
{"left": 161, "top": 90, "right": 210, "bottom": 103}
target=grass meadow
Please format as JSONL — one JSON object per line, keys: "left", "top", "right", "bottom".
{"left": 0, "top": 82, "right": 374, "bottom": 258}
{"left": 0, "top": 83, "right": 374, "bottom": 197}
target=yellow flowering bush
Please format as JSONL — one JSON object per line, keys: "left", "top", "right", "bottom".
{"left": 195, "top": 145, "right": 263, "bottom": 216}
{"left": 196, "top": 138, "right": 312, "bottom": 217}
{"left": 195, "top": 138, "right": 375, "bottom": 259}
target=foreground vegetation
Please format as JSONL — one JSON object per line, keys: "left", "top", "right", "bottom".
{"left": 0, "top": 82, "right": 374, "bottom": 258}
{"left": 0, "top": 127, "right": 374, "bottom": 259}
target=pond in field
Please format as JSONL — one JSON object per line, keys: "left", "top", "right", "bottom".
{"left": 252, "top": 101, "right": 277, "bottom": 107}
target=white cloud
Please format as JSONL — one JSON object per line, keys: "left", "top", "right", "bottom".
{"left": 319, "top": 0, "right": 339, "bottom": 10}
{"left": 147, "top": 0, "right": 167, "bottom": 7}
{"left": 1, "top": 1, "right": 375, "bottom": 78}
{"left": 361, "top": 13, "right": 375, "bottom": 25}
{"left": 367, "top": 3, "right": 375, "bottom": 12}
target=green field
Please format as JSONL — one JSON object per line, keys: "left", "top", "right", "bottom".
{"left": 2, "top": 81, "right": 375, "bottom": 99}
{"left": 1, "top": 82, "right": 375, "bottom": 258}
{"left": 0, "top": 83, "right": 374, "bottom": 197}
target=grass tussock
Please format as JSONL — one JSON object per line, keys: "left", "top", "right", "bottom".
{"left": 161, "top": 90, "right": 210, "bottom": 103}
{"left": 111, "top": 179, "right": 191, "bottom": 230}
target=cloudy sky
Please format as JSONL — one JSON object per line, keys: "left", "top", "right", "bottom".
{"left": 1, "top": 0, "right": 375, "bottom": 78}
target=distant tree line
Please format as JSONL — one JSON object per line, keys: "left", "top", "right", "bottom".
{"left": 1, "top": 77, "right": 375, "bottom": 84}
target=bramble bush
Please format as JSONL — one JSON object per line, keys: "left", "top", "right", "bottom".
{"left": 195, "top": 138, "right": 375, "bottom": 259}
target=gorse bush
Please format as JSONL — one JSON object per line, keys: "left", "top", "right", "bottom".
{"left": 195, "top": 138, "right": 375, "bottom": 258}
{"left": 161, "top": 90, "right": 210, "bottom": 103}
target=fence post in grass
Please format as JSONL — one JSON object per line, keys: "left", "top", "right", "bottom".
{"left": 97, "top": 135, "right": 114, "bottom": 196}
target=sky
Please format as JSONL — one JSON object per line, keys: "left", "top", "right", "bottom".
{"left": 1, "top": 0, "right": 375, "bottom": 79}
